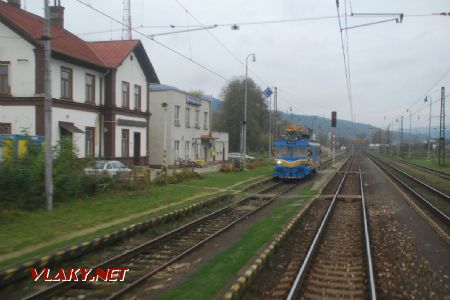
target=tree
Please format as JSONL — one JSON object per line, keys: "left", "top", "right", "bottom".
{"left": 187, "top": 90, "right": 205, "bottom": 99}
{"left": 216, "top": 78, "right": 269, "bottom": 152}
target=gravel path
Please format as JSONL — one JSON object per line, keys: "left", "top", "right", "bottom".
{"left": 362, "top": 156, "right": 450, "bottom": 299}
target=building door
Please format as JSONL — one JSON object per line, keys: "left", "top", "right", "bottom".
{"left": 204, "top": 146, "right": 207, "bottom": 162}
{"left": 133, "top": 132, "right": 141, "bottom": 165}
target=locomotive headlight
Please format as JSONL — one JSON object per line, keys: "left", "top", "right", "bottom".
{"left": 276, "top": 160, "right": 282, "bottom": 164}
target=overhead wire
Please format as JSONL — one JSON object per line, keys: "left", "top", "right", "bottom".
{"left": 173, "top": 0, "right": 333, "bottom": 113}
{"left": 385, "top": 69, "right": 450, "bottom": 128}
{"left": 335, "top": 0, "right": 354, "bottom": 122}
{"left": 71, "top": 0, "right": 230, "bottom": 82}
{"left": 407, "top": 67, "right": 450, "bottom": 111}
{"left": 343, "top": 0, "right": 353, "bottom": 122}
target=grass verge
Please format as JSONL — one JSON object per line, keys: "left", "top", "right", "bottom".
{"left": 155, "top": 190, "right": 312, "bottom": 300}
{"left": 0, "top": 165, "right": 272, "bottom": 266}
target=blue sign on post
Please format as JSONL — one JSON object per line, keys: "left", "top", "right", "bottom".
{"left": 263, "top": 87, "right": 273, "bottom": 98}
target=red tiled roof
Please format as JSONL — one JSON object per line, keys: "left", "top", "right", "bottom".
{"left": 0, "top": 1, "right": 105, "bottom": 67}
{"left": 0, "top": 2, "right": 159, "bottom": 82}
{"left": 88, "top": 40, "right": 139, "bottom": 68}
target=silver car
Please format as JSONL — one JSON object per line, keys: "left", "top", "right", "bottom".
{"left": 85, "top": 160, "right": 131, "bottom": 177}
{"left": 228, "top": 152, "right": 255, "bottom": 161}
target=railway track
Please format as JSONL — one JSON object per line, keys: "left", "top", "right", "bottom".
{"left": 398, "top": 158, "right": 450, "bottom": 181}
{"left": 22, "top": 180, "right": 297, "bottom": 300}
{"left": 368, "top": 154, "right": 450, "bottom": 233}
{"left": 282, "top": 154, "right": 376, "bottom": 300}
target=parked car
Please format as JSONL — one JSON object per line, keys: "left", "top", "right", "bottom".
{"left": 84, "top": 160, "right": 131, "bottom": 177}
{"left": 228, "top": 152, "right": 255, "bottom": 161}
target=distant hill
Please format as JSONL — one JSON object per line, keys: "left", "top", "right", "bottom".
{"left": 210, "top": 99, "right": 448, "bottom": 140}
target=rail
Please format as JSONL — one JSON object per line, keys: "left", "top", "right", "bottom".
{"left": 398, "top": 158, "right": 450, "bottom": 181}
{"left": 286, "top": 155, "right": 377, "bottom": 300}
{"left": 23, "top": 181, "right": 297, "bottom": 300}
{"left": 369, "top": 154, "right": 450, "bottom": 226}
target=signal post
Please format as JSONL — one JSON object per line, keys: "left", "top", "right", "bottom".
{"left": 331, "top": 111, "right": 337, "bottom": 167}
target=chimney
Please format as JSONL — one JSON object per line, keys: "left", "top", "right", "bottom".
{"left": 7, "top": 0, "right": 21, "bottom": 9}
{"left": 50, "top": 0, "right": 65, "bottom": 29}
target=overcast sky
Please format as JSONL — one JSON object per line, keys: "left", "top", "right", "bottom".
{"left": 23, "top": 0, "right": 450, "bottom": 129}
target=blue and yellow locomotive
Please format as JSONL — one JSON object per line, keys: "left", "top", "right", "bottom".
{"left": 273, "top": 125, "right": 321, "bottom": 179}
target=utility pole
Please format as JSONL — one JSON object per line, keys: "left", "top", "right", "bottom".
{"left": 122, "top": 0, "right": 132, "bottom": 40}
{"left": 400, "top": 116, "right": 404, "bottom": 157}
{"left": 161, "top": 103, "right": 168, "bottom": 183}
{"left": 268, "top": 94, "right": 272, "bottom": 158}
{"left": 386, "top": 124, "right": 391, "bottom": 154}
{"left": 43, "top": 0, "right": 53, "bottom": 211}
{"left": 273, "top": 87, "right": 278, "bottom": 138}
{"left": 425, "top": 96, "right": 432, "bottom": 160}
{"left": 438, "top": 87, "right": 446, "bottom": 166}
{"left": 407, "top": 109, "right": 412, "bottom": 159}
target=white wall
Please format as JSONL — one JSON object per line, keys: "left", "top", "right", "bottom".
{"left": 115, "top": 52, "right": 148, "bottom": 111}
{"left": 149, "top": 89, "right": 211, "bottom": 165}
{"left": 0, "top": 105, "right": 35, "bottom": 134}
{"left": 0, "top": 23, "right": 36, "bottom": 97}
{"left": 114, "top": 114, "right": 147, "bottom": 158}
{"left": 51, "top": 60, "right": 102, "bottom": 105}
{"left": 52, "top": 107, "right": 99, "bottom": 157}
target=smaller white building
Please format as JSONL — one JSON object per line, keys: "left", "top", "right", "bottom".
{"left": 149, "top": 84, "right": 228, "bottom": 167}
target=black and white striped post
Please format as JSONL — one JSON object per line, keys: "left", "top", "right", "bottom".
{"left": 162, "top": 102, "right": 168, "bottom": 183}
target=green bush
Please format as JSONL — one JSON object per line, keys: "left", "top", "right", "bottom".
{"left": 0, "top": 137, "right": 110, "bottom": 210}
{"left": 0, "top": 140, "right": 44, "bottom": 210}
{"left": 153, "top": 169, "right": 202, "bottom": 185}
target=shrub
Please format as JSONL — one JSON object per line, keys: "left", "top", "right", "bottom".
{"left": 0, "top": 137, "right": 111, "bottom": 210}
{"left": 153, "top": 169, "right": 202, "bottom": 185}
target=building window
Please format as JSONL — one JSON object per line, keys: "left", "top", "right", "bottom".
{"left": 204, "top": 112, "right": 208, "bottom": 130}
{"left": 174, "top": 140, "right": 180, "bottom": 161}
{"left": 0, "top": 63, "right": 10, "bottom": 95}
{"left": 85, "top": 127, "right": 95, "bottom": 157}
{"left": 121, "top": 129, "right": 129, "bottom": 157}
{"left": 61, "top": 67, "right": 72, "bottom": 99}
{"left": 185, "top": 141, "right": 190, "bottom": 159}
{"left": 0, "top": 122, "right": 11, "bottom": 134}
{"left": 121, "top": 81, "right": 130, "bottom": 108}
{"left": 195, "top": 110, "right": 200, "bottom": 129}
{"left": 134, "top": 85, "right": 141, "bottom": 110}
{"left": 85, "top": 74, "right": 95, "bottom": 104}
{"left": 185, "top": 107, "right": 191, "bottom": 128}
{"left": 174, "top": 105, "right": 180, "bottom": 126}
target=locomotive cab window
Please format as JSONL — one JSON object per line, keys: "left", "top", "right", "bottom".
{"left": 275, "top": 146, "right": 289, "bottom": 157}
{"left": 292, "top": 147, "right": 307, "bottom": 157}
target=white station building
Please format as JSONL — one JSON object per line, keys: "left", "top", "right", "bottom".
{"left": 149, "top": 84, "right": 229, "bottom": 167}
{"left": 0, "top": 0, "right": 159, "bottom": 165}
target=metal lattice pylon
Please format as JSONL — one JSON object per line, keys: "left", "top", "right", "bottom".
{"left": 122, "top": 0, "right": 132, "bottom": 40}
{"left": 438, "top": 87, "right": 446, "bottom": 166}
